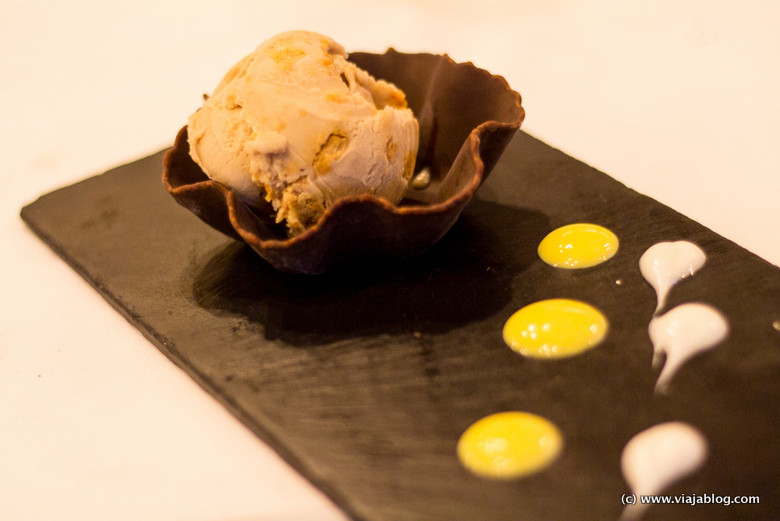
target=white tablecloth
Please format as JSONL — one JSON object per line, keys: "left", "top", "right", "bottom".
{"left": 2, "top": 1, "right": 778, "bottom": 519}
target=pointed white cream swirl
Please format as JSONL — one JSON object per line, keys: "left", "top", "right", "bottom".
{"left": 639, "top": 241, "right": 706, "bottom": 312}
{"left": 620, "top": 422, "right": 708, "bottom": 521}
{"left": 649, "top": 302, "right": 729, "bottom": 393}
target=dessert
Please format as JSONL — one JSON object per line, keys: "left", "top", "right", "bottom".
{"left": 186, "top": 31, "right": 419, "bottom": 236}
{"left": 163, "top": 36, "right": 524, "bottom": 273}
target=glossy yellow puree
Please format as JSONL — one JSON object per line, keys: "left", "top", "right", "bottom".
{"left": 538, "top": 223, "right": 619, "bottom": 269}
{"left": 458, "top": 224, "right": 616, "bottom": 481}
{"left": 457, "top": 411, "right": 563, "bottom": 479}
{"left": 503, "top": 298, "right": 608, "bottom": 359}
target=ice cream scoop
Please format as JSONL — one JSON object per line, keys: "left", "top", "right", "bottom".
{"left": 163, "top": 48, "right": 524, "bottom": 274}
{"left": 186, "top": 30, "right": 419, "bottom": 235}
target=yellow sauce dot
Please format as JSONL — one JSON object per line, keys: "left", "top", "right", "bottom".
{"left": 503, "top": 298, "right": 608, "bottom": 358}
{"left": 538, "top": 223, "right": 619, "bottom": 269}
{"left": 457, "top": 411, "right": 563, "bottom": 479}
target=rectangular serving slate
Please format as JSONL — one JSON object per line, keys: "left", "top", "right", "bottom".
{"left": 21, "top": 131, "right": 780, "bottom": 521}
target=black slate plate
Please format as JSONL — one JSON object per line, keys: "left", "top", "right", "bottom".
{"left": 21, "top": 132, "right": 780, "bottom": 521}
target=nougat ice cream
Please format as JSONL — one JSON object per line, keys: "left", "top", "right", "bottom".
{"left": 187, "top": 31, "right": 419, "bottom": 236}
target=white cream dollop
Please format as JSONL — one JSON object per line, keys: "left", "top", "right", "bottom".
{"left": 620, "top": 422, "right": 708, "bottom": 521}
{"left": 649, "top": 302, "right": 729, "bottom": 393}
{"left": 639, "top": 241, "right": 706, "bottom": 312}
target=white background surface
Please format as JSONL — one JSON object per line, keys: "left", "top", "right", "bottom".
{"left": 2, "top": 1, "right": 778, "bottom": 519}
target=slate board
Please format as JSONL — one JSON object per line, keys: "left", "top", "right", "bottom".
{"left": 21, "top": 131, "right": 780, "bottom": 521}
